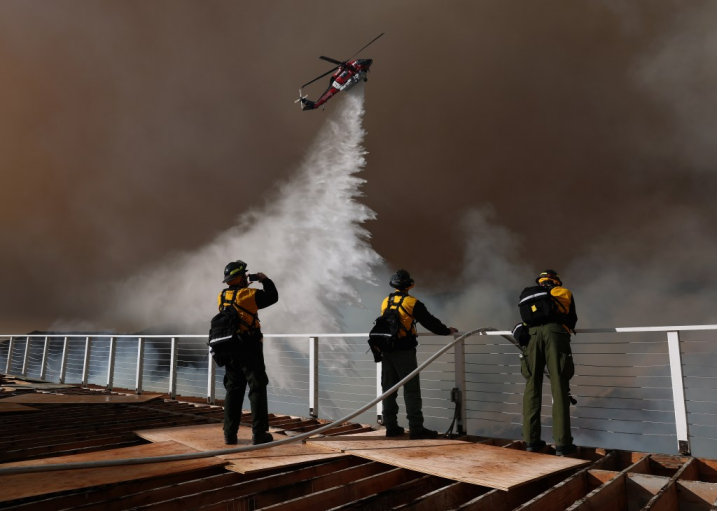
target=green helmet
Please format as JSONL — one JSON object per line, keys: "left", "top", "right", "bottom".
{"left": 223, "top": 260, "right": 248, "bottom": 283}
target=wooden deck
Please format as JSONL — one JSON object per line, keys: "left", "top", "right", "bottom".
{"left": 0, "top": 381, "right": 715, "bottom": 510}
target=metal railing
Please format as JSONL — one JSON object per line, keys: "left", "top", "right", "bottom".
{"left": 0, "top": 325, "right": 715, "bottom": 458}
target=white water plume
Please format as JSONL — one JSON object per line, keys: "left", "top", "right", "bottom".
{"left": 111, "top": 87, "right": 382, "bottom": 335}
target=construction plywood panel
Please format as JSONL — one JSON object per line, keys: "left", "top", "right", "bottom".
{"left": 308, "top": 430, "right": 589, "bottom": 492}
{"left": 0, "top": 402, "right": 38, "bottom": 413}
{"left": 136, "top": 423, "right": 346, "bottom": 474}
{"left": 0, "top": 440, "right": 227, "bottom": 503}
{"left": 0, "top": 392, "right": 163, "bottom": 404}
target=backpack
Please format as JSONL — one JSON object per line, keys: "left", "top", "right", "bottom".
{"left": 367, "top": 294, "right": 410, "bottom": 362}
{"left": 518, "top": 285, "right": 558, "bottom": 326}
{"left": 207, "top": 289, "right": 259, "bottom": 367}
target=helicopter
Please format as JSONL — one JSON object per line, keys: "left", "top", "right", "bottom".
{"left": 296, "top": 33, "right": 384, "bottom": 111}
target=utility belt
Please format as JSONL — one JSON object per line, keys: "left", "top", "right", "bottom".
{"left": 528, "top": 320, "right": 572, "bottom": 335}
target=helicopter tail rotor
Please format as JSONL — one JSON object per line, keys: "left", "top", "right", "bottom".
{"left": 294, "top": 90, "right": 314, "bottom": 110}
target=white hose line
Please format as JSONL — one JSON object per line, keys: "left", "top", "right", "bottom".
{"left": 0, "top": 328, "right": 490, "bottom": 475}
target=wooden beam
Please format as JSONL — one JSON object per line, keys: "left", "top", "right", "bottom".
{"left": 396, "top": 480, "right": 487, "bottom": 511}
{"left": 565, "top": 472, "right": 626, "bottom": 511}
{"left": 256, "top": 466, "right": 422, "bottom": 511}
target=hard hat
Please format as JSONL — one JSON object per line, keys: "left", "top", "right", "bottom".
{"left": 223, "top": 260, "right": 248, "bottom": 283}
{"left": 390, "top": 269, "right": 414, "bottom": 289}
{"left": 536, "top": 269, "right": 562, "bottom": 287}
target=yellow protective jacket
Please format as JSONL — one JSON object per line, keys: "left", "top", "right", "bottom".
{"left": 381, "top": 293, "right": 418, "bottom": 338}
{"left": 217, "top": 287, "right": 261, "bottom": 334}
{"left": 549, "top": 285, "right": 577, "bottom": 331}
{"left": 381, "top": 292, "right": 453, "bottom": 341}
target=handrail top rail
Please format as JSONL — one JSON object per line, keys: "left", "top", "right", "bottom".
{"left": 0, "top": 324, "right": 715, "bottom": 340}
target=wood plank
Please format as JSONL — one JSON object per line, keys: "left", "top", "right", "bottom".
{"left": 307, "top": 430, "right": 589, "bottom": 492}
{"left": 0, "top": 441, "right": 227, "bottom": 503}
{"left": 0, "top": 402, "right": 38, "bottom": 413}
{"left": 135, "top": 423, "right": 346, "bottom": 473}
{"left": 0, "top": 392, "right": 163, "bottom": 404}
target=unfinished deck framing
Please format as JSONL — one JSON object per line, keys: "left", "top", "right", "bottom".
{"left": 0, "top": 381, "right": 715, "bottom": 510}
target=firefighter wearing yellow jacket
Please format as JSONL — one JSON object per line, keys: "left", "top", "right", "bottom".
{"left": 519, "top": 269, "right": 577, "bottom": 456}
{"left": 380, "top": 270, "right": 458, "bottom": 439}
{"left": 218, "top": 260, "right": 278, "bottom": 446}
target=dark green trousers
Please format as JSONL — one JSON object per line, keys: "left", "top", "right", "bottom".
{"left": 381, "top": 348, "right": 424, "bottom": 431}
{"left": 223, "top": 339, "right": 269, "bottom": 438}
{"left": 521, "top": 323, "right": 574, "bottom": 447}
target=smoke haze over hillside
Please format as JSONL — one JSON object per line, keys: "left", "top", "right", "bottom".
{"left": 0, "top": 1, "right": 714, "bottom": 332}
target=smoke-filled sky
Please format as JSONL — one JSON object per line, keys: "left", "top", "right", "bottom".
{"left": 0, "top": 0, "right": 714, "bottom": 333}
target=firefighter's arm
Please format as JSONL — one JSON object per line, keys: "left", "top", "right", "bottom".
{"left": 413, "top": 301, "right": 454, "bottom": 335}
{"left": 254, "top": 276, "right": 278, "bottom": 308}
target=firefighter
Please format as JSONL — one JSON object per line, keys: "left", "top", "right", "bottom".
{"left": 380, "top": 269, "right": 458, "bottom": 439}
{"left": 219, "top": 260, "right": 278, "bottom": 445}
{"left": 520, "top": 269, "right": 577, "bottom": 456}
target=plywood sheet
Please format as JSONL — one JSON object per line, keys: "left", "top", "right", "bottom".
{"left": 308, "top": 430, "right": 589, "bottom": 491}
{"left": 0, "top": 402, "right": 38, "bottom": 413}
{"left": 136, "top": 423, "right": 346, "bottom": 474}
{"left": 0, "top": 392, "right": 163, "bottom": 404}
{"left": 0, "top": 440, "right": 227, "bottom": 503}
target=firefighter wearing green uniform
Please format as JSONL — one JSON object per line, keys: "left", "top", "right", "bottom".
{"left": 521, "top": 270, "right": 577, "bottom": 456}
{"left": 380, "top": 270, "right": 458, "bottom": 439}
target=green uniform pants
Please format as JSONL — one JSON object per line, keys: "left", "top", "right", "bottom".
{"left": 381, "top": 348, "right": 424, "bottom": 431}
{"left": 521, "top": 323, "right": 575, "bottom": 447}
{"left": 223, "top": 339, "right": 270, "bottom": 438}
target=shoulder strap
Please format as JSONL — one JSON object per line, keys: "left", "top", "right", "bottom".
{"left": 222, "top": 288, "right": 259, "bottom": 329}
{"left": 388, "top": 293, "right": 414, "bottom": 334}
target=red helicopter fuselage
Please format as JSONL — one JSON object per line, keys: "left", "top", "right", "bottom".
{"left": 300, "top": 58, "right": 373, "bottom": 110}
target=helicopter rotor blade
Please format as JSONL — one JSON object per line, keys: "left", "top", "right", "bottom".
{"left": 319, "top": 56, "right": 344, "bottom": 66}
{"left": 346, "top": 32, "right": 384, "bottom": 60}
{"left": 300, "top": 65, "right": 339, "bottom": 89}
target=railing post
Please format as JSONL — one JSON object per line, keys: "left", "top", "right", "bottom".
{"left": 82, "top": 336, "right": 91, "bottom": 387}
{"left": 376, "top": 362, "right": 383, "bottom": 424}
{"left": 59, "top": 337, "right": 69, "bottom": 384}
{"left": 309, "top": 337, "right": 319, "bottom": 418}
{"left": 135, "top": 337, "right": 144, "bottom": 395}
{"left": 453, "top": 335, "right": 467, "bottom": 435}
{"left": 169, "top": 337, "right": 178, "bottom": 400}
{"left": 4, "top": 337, "right": 13, "bottom": 374}
{"left": 21, "top": 337, "right": 30, "bottom": 377}
{"left": 40, "top": 336, "right": 49, "bottom": 381}
{"left": 667, "top": 330, "right": 691, "bottom": 455}
{"left": 207, "top": 348, "right": 216, "bottom": 404}
{"left": 106, "top": 337, "right": 116, "bottom": 391}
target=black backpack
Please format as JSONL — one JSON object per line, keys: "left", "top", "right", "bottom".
{"left": 208, "top": 289, "right": 258, "bottom": 367}
{"left": 367, "top": 294, "right": 410, "bottom": 362}
{"left": 518, "top": 285, "right": 558, "bottom": 326}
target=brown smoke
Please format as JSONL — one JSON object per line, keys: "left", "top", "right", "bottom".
{"left": 0, "top": 0, "right": 713, "bottom": 331}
